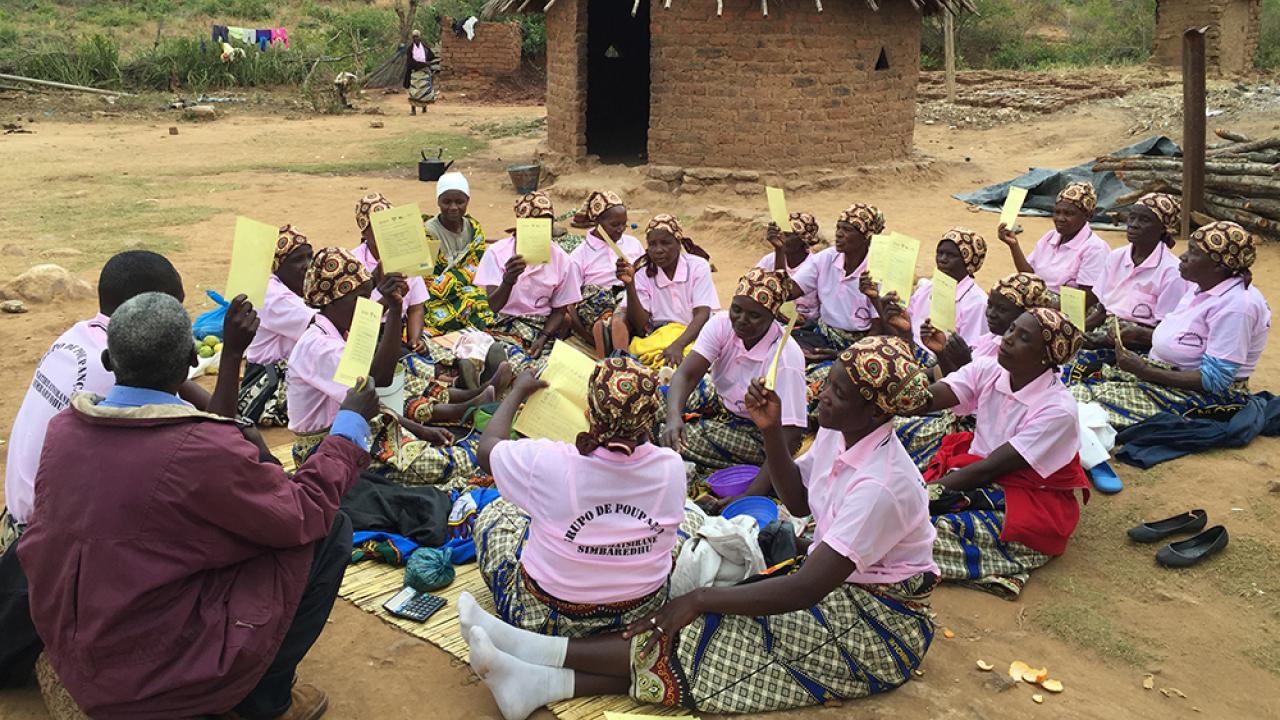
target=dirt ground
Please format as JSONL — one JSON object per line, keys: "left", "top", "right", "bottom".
{"left": 2, "top": 80, "right": 1280, "bottom": 720}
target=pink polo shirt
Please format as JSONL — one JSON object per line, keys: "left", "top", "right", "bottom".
{"left": 474, "top": 236, "right": 583, "bottom": 317}
{"left": 1094, "top": 243, "right": 1189, "bottom": 325}
{"left": 350, "top": 243, "right": 429, "bottom": 318}
{"left": 796, "top": 425, "right": 938, "bottom": 584}
{"left": 489, "top": 439, "right": 687, "bottom": 604}
{"left": 790, "top": 247, "right": 878, "bottom": 332}
{"left": 942, "top": 357, "right": 1080, "bottom": 478}
{"left": 969, "top": 332, "right": 1001, "bottom": 360}
{"left": 286, "top": 315, "right": 349, "bottom": 434}
{"left": 620, "top": 254, "right": 720, "bottom": 326}
{"left": 246, "top": 275, "right": 317, "bottom": 365}
{"left": 756, "top": 251, "right": 819, "bottom": 320}
{"left": 569, "top": 229, "right": 644, "bottom": 288}
{"left": 690, "top": 313, "right": 806, "bottom": 428}
{"left": 907, "top": 276, "right": 988, "bottom": 355}
{"left": 1150, "top": 277, "right": 1271, "bottom": 376}
{"left": 1025, "top": 225, "right": 1111, "bottom": 293}
{"left": 4, "top": 315, "right": 114, "bottom": 524}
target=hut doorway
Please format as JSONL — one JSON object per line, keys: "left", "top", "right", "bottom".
{"left": 585, "top": 0, "right": 650, "bottom": 162}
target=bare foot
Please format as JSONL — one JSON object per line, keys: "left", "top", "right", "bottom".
{"left": 487, "top": 361, "right": 513, "bottom": 399}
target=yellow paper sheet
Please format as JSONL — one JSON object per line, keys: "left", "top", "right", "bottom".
{"left": 765, "top": 186, "right": 790, "bottom": 229}
{"left": 765, "top": 309, "right": 798, "bottom": 392}
{"left": 1000, "top": 186, "right": 1029, "bottom": 228}
{"left": 1060, "top": 286, "right": 1087, "bottom": 332}
{"left": 603, "top": 714, "right": 697, "bottom": 720}
{"left": 225, "top": 216, "right": 278, "bottom": 307}
{"left": 515, "top": 218, "right": 552, "bottom": 265}
{"left": 929, "top": 270, "right": 958, "bottom": 333}
{"left": 868, "top": 232, "right": 921, "bottom": 303}
{"left": 512, "top": 341, "right": 597, "bottom": 443}
{"left": 596, "top": 225, "right": 628, "bottom": 260}
{"left": 333, "top": 296, "right": 383, "bottom": 388}
{"left": 370, "top": 203, "right": 436, "bottom": 276}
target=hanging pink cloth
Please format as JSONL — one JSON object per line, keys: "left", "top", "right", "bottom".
{"left": 271, "top": 27, "right": 289, "bottom": 49}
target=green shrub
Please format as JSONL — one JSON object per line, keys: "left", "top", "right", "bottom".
{"left": 1260, "top": 0, "right": 1280, "bottom": 69}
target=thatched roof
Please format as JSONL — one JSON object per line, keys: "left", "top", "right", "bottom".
{"left": 482, "top": 0, "right": 974, "bottom": 18}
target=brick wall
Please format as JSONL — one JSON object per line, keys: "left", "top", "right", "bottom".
{"left": 1153, "top": 0, "right": 1261, "bottom": 76}
{"left": 545, "top": 0, "right": 922, "bottom": 168}
{"left": 440, "top": 17, "right": 523, "bottom": 79}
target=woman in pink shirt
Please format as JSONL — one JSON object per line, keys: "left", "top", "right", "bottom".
{"left": 455, "top": 337, "right": 938, "bottom": 719}
{"left": 999, "top": 181, "right": 1111, "bottom": 305}
{"left": 610, "top": 214, "right": 719, "bottom": 364}
{"left": 898, "top": 227, "right": 989, "bottom": 366}
{"left": 908, "top": 307, "right": 1089, "bottom": 598}
{"left": 564, "top": 191, "right": 645, "bottom": 353}
{"left": 663, "top": 269, "right": 806, "bottom": 480}
{"left": 237, "top": 225, "right": 316, "bottom": 427}
{"left": 758, "top": 211, "right": 822, "bottom": 321}
{"left": 896, "top": 272, "right": 1051, "bottom": 468}
{"left": 287, "top": 248, "right": 488, "bottom": 490}
{"left": 475, "top": 192, "right": 583, "bottom": 369}
{"left": 470, "top": 358, "right": 696, "bottom": 638}
{"left": 1068, "top": 221, "right": 1269, "bottom": 430}
{"left": 350, "top": 192, "right": 431, "bottom": 353}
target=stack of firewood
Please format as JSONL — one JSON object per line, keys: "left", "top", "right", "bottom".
{"left": 1093, "top": 129, "right": 1279, "bottom": 242}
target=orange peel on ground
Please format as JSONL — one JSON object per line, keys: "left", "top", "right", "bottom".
{"left": 975, "top": 660, "right": 995, "bottom": 672}
{"left": 1022, "top": 667, "right": 1050, "bottom": 684}
{"left": 1041, "top": 679, "right": 1064, "bottom": 693}
{"left": 1008, "top": 660, "right": 1034, "bottom": 681}
{"left": 1032, "top": 694, "right": 1045, "bottom": 704}
{"left": 943, "top": 628, "right": 956, "bottom": 639}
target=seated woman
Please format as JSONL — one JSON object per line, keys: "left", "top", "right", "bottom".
{"left": 1066, "top": 193, "right": 1189, "bottom": 377}
{"left": 895, "top": 272, "right": 1050, "bottom": 469}
{"left": 422, "top": 172, "right": 496, "bottom": 336}
{"left": 350, "top": 192, "right": 430, "bottom": 353}
{"left": 663, "top": 268, "right": 805, "bottom": 476}
{"left": 758, "top": 211, "right": 822, "bottom": 322}
{"left": 1067, "top": 221, "right": 1269, "bottom": 430}
{"left": 457, "top": 337, "right": 938, "bottom": 720}
{"left": 472, "top": 358, "right": 696, "bottom": 637}
{"left": 237, "top": 224, "right": 316, "bottom": 427}
{"left": 612, "top": 214, "right": 719, "bottom": 368}
{"left": 287, "top": 248, "right": 486, "bottom": 490}
{"left": 999, "top": 181, "right": 1110, "bottom": 306}
{"left": 564, "top": 191, "right": 645, "bottom": 353}
{"left": 903, "top": 228, "right": 989, "bottom": 364}
{"left": 910, "top": 307, "right": 1089, "bottom": 599}
{"left": 474, "top": 192, "right": 583, "bottom": 370}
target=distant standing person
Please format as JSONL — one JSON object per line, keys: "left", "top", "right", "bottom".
{"left": 404, "top": 29, "right": 437, "bottom": 116}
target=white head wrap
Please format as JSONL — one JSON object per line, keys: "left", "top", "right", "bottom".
{"left": 436, "top": 172, "right": 470, "bottom": 200}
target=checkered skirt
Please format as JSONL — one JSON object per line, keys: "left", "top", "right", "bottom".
{"left": 932, "top": 488, "right": 1051, "bottom": 599}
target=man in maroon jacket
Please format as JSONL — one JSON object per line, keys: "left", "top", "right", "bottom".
{"left": 19, "top": 291, "right": 378, "bottom": 720}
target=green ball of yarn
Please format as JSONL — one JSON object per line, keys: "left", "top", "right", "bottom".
{"left": 404, "top": 546, "right": 455, "bottom": 592}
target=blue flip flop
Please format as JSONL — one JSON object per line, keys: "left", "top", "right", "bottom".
{"left": 1088, "top": 462, "right": 1123, "bottom": 494}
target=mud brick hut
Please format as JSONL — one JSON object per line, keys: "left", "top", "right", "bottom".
{"left": 1152, "top": 0, "right": 1261, "bottom": 76}
{"left": 487, "top": 0, "right": 970, "bottom": 169}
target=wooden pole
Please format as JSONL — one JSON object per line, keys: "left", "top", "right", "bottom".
{"left": 1182, "top": 27, "right": 1207, "bottom": 239}
{"left": 944, "top": 10, "right": 956, "bottom": 103}
{"left": 0, "top": 73, "right": 134, "bottom": 97}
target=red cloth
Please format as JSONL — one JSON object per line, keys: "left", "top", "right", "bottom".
{"left": 18, "top": 402, "right": 367, "bottom": 720}
{"left": 923, "top": 432, "right": 1089, "bottom": 556}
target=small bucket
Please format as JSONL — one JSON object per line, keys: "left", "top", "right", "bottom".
{"left": 507, "top": 163, "right": 542, "bottom": 194}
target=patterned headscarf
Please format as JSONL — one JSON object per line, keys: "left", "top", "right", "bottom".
{"left": 1027, "top": 307, "right": 1084, "bottom": 367}
{"left": 1191, "top": 220, "right": 1256, "bottom": 273}
{"left": 785, "top": 211, "right": 821, "bottom": 246}
{"left": 571, "top": 190, "right": 625, "bottom": 229}
{"left": 734, "top": 267, "right": 792, "bottom": 321}
{"left": 575, "top": 357, "right": 662, "bottom": 457}
{"left": 641, "top": 214, "right": 713, "bottom": 277}
{"left": 837, "top": 203, "right": 886, "bottom": 237}
{"left": 274, "top": 224, "right": 311, "bottom": 273}
{"left": 355, "top": 192, "right": 393, "bottom": 232}
{"left": 837, "top": 337, "right": 931, "bottom": 417}
{"left": 1057, "top": 181, "right": 1098, "bottom": 215}
{"left": 991, "top": 272, "right": 1048, "bottom": 310}
{"left": 514, "top": 191, "right": 555, "bottom": 220}
{"left": 1134, "top": 193, "right": 1181, "bottom": 241}
{"left": 303, "top": 247, "right": 371, "bottom": 308}
{"left": 940, "top": 227, "right": 987, "bottom": 276}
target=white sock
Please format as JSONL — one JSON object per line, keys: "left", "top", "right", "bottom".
{"left": 469, "top": 627, "right": 574, "bottom": 720}
{"left": 459, "top": 591, "right": 568, "bottom": 667}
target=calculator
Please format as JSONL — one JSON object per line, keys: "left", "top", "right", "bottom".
{"left": 382, "top": 587, "right": 447, "bottom": 622}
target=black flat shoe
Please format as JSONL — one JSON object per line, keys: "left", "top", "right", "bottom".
{"left": 1156, "top": 526, "right": 1228, "bottom": 568}
{"left": 1127, "top": 509, "right": 1208, "bottom": 544}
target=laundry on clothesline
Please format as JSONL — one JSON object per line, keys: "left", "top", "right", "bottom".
{"left": 210, "top": 24, "right": 290, "bottom": 51}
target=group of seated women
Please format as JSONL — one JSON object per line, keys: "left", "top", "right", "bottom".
{"left": 203, "top": 171, "right": 1269, "bottom": 720}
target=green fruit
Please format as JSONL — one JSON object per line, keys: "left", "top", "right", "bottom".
{"left": 213, "top": 343, "right": 223, "bottom": 354}
{"left": 198, "top": 345, "right": 214, "bottom": 358}
{"left": 202, "top": 335, "right": 219, "bottom": 347}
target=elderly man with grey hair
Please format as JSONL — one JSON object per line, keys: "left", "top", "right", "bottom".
{"left": 18, "top": 291, "right": 379, "bottom": 720}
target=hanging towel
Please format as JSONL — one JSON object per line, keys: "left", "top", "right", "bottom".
{"left": 226, "top": 26, "right": 246, "bottom": 41}
{"left": 255, "top": 29, "right": 270, "bottom": 51}
{"left": 463, "top": 16, "right": 479, "bottom": 41}
{"left": 271, "top": 27, "right": 289, "bottom": 49}
{"left": 238, "top": 27, "right": 257, "bottom": 44}
{"left": 212, "top": 24, "right": 229, "bottom": 43}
